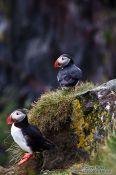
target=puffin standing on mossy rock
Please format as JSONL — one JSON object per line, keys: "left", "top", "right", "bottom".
{"left": 7, "top": 109, "right": 55, "bottom": 165}
{"left": 54, "top": 54, "right": 82, "bottom": 88}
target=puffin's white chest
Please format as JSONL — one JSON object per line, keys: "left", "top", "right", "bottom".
{"left": 11, "top": 124, "right": 32, "bottom": 153}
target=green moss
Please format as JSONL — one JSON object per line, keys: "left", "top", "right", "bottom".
{"left": 28, "top": 82, "right": 95, "bottom": 132}
{"left": 29, "top": 89, "right": 73, "bottom": 131}
{"left": 75, "top": 82, "right": 96, "bottom": 95}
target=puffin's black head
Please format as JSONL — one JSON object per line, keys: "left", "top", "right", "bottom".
{"left": 7, "top": 109, "right": 27, "bottom": 125}
{"left": 54, "top": 54, "right": 73, "bottom": 68}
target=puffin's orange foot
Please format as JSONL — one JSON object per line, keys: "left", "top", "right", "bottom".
{"left": 18, "top": 153, "right": 33, "bottom": 165}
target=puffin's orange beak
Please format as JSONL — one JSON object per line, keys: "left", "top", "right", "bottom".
{"left": 7, "top": 115, "right": 12, "bottom": 125}
{"left": 54, "top": 60, "right": 61, "bottom": 68}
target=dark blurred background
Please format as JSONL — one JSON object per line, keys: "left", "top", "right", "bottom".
{"left": 0, "top": 0, "right": 116, "bottom": 166}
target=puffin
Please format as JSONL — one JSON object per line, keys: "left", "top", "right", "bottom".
{"left": 7, "top": 109, "right": 55, "bottom": 165}
{"left": 54, "top": 54, "right": 82, "bottom": 88}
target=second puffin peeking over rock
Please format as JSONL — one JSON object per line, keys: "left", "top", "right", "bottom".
{"left": 54, "top": 54, "right": 82, "bottom": 88}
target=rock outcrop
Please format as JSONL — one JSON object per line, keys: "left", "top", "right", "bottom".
{"left": 2, "top": 79, "right": 116, "bottom": 175}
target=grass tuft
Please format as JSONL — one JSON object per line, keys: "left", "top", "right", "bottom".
{"left": 7, "top": 142, "right": 24, "bottom": 164}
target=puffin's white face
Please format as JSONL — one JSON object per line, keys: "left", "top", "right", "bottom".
{"left": 54, "top": 55, "right": 71, "bottom": 68}
{"left": 7, "top": 110, "right": 26, "bottom": 125}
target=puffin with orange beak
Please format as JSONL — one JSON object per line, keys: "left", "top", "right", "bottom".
{"left": 7, "top": 109, "right": 55, "bottom": 165}
{"left": 54, "top": 54, "right": 82, "bottom": 88}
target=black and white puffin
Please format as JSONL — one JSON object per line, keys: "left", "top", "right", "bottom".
{"left": 7, "top": 109, "right": 55, "bottom": 165}
{"left": 54, "top": 54, "right": 82, "bottom": 88}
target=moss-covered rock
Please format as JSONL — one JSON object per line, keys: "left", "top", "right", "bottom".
{"left": 7, "top": 80, "right": 116, "bottom": 174}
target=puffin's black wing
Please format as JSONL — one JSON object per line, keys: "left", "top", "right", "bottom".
{"left": 58, "top": 65, "right": 82, "bottom": 87}
{"left": 70, "top": 65, "right": 82, "bottom": 80}
{"left": 22, "top": 125, "right": 55, "bottom": 152}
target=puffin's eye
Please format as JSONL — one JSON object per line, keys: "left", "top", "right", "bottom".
{"left": 62, "top": 57, "right": 65, "bottom": 60}
{"left": 16, "top": 113, "right": 19, "bottom": 115}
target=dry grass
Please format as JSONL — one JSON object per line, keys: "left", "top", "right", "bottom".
{"left": 7, "top": 142, "right": 24, "bottom": 164}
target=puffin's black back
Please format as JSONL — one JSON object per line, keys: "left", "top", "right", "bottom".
{"left": 57, "top": 64, "right": 82, "bottom": 87}
{"left": 21, "top": 125, "right": 55, "bottom": 152}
